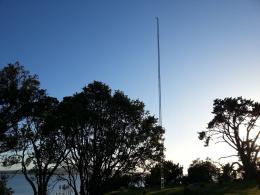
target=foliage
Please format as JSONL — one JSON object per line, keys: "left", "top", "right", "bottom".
{"left": 198, "top": 97, "right": 260, "bottom": 179}
{"left": 0, "top": 62, "right": 40, "bottom": 152}
{"left": 187, "top": 158, "right": 220, "bottom": 183}
{"left": 146, "top": 161, "right": 183, "bottom": 186}
{"left": 59, "top": 81, "right": 164, "bottom": 195}
{"left": 0, "top": 63, "right": 164, "bottom": 195}
{"left": 0, "top": 63, "right": 68, "bottom": 195}
{"left": 219, "top": 163, "right": 237, "bottom": 183}
{"left": 104, "top": 173, "right": 144, "bottom": 192}
{"left": 0, "top": 175, "right": 13, "bottom": 195}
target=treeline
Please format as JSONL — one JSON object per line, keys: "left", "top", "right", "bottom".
{"left": 147, "top": 158, "right": 241, "bottom": 188}
{"left": 0, "top": 62, "right": 164, "bottom": 195}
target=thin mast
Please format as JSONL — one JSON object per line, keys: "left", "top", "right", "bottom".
{"left": 156, "top": 17, "right": 164, "bottom": 190}
{"left": 156, "top": 17, "right": 162, "bottom": 127}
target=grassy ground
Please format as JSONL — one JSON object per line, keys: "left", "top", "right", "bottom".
{"left": 106, "top": 181, "right": 260, "bottom": 195}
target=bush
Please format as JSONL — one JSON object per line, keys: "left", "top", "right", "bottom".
{"left": 188, "top": 158, "right": 220, "bottom": 183}
{"left": 146, "top": 161, "right": 183, "bottom": 186}
{"left": 219, "top": 163, "right": 237, "bottom": 183}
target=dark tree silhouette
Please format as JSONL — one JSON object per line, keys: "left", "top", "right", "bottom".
{"left": 188, "top": 158, "right": 220, "bottom": 183}
{"left": 219, "top": 163, "right": 237, "bottom": 182}
{"left": 199, "top": 97, "right": 260, "bottom": 180}
{"left": 59, "top": 81, "right": 164, "bottom": 195}
{"left": 146, "top": 161, "right": 183, "bottom": 186}
{"left": 0, "top": 63, "right": 68, "bottom": 195}
{"left": 0, "top": 174, "right": 13, "bottom": 195}
{"left": 0, "top": 62, "right": 41, "bottom": 152}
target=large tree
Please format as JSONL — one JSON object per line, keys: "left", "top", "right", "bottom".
{"left": 0, "top": 63, "right": 68, "bottom": 195}
{"left": 59, "top": 81, "right": 164, "bottom": 195}
{"left": 199, "top": 97, "right": 260, "bottom": 179}
{"left": 0, "top": 62, "right": 40, "bottom": 151}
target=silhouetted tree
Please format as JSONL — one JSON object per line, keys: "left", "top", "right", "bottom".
{"left": 103, "top": 173, "right": 132, "bottom": 192}
{"left": 59, "top": 81, "right": 164, "bottom": 195}
{"left": 219, "top": 163, "right": 236, "bottom": 182}
{"left": 199, "top": 97, "right": 260, "bottom": 180}
{"left": 0, "top": 63, "right": 68, "bottom": 195}
{"left": 0, "top": 62, "right": 40, "bottom": 152}
{"left": 0, "top": 175, "right": 13, "bottom": 195}
{"left": 188, "top": 158, "right": 220, "bottom": 183}
{"left": 146, "top": 161, "right": 183, "bottom": 186}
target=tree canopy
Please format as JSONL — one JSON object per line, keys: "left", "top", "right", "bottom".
{"left": 188, "top": 158, "right": 220, "bottom": 183}
{"left": 58, "top": 81, "right": 164, "bottom": 195}
{"left": 199, "top": 97, "right": 260, "bottom": 179}
{"left": 0, "top": 63, "right": 165, "bottom": 195}
{"left": 0, "top": 62, "right": 41, "bottom": 152}
{"left": 146, "top": 161, "right": 183, "bottom": 186}
{"left": 0, "top": 63, "right": 68, "bottom": 195}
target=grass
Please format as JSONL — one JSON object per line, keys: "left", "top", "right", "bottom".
{"left": 106, "top": 181, "right": 260, "bottom": 195}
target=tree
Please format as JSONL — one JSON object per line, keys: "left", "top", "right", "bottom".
{"left": 188, "top": 158, "right": 220, "bottom": 183}
{"left": 59, "top": 81, "right": 164, "bottom": 195}
{"left": 0, "top": 174, "right": 13, "bottom": 195}
{"left": 0, "top": 62, "right": 40, "bottom": 152}
{"left": 219, "top": 163, "right": 236, "bottom": 182}
{"left": 0, "top": 63, "right": 68, "bottom": 195}
{"left": 146, "top": 161, "right": 183, "bottom": 186}
{"left": 199, "top": 97, "right": 260, "bottom": 180}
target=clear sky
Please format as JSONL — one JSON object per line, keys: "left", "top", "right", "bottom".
{"left": 1, "top": 0, "right": 260, "bottom": 172}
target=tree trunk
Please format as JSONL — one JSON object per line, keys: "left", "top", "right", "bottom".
{"left": 88, "top": 174, "right": 103, "bottom": 195}
{"left": 37, "top": 183, "right": 48, "bottom": 195}
{"left": 243, "top": 162, "right": 257, "bottom": 180}
{"left": 239, "top": 151, "right": 257, "bottom": 180}
{"left": 80, "top": 176, "right": 90, "bottom": 195}
{"left": 80, "top": 186, "right": 85, "bottom": 195}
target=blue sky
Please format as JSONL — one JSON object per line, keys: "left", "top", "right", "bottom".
{"left": 1, "top": 0, "right": 260, "bottom": 171}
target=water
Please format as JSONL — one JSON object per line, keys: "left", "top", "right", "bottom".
{"left": 7, "top": 174, "right": 76, "bottom": 195}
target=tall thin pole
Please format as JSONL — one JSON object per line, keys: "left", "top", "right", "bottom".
{"left": 156, "top": 18, "right": 162, "bottom": 126}
{"left": 156, "top": 17, "right": 164, "bottom": 190}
